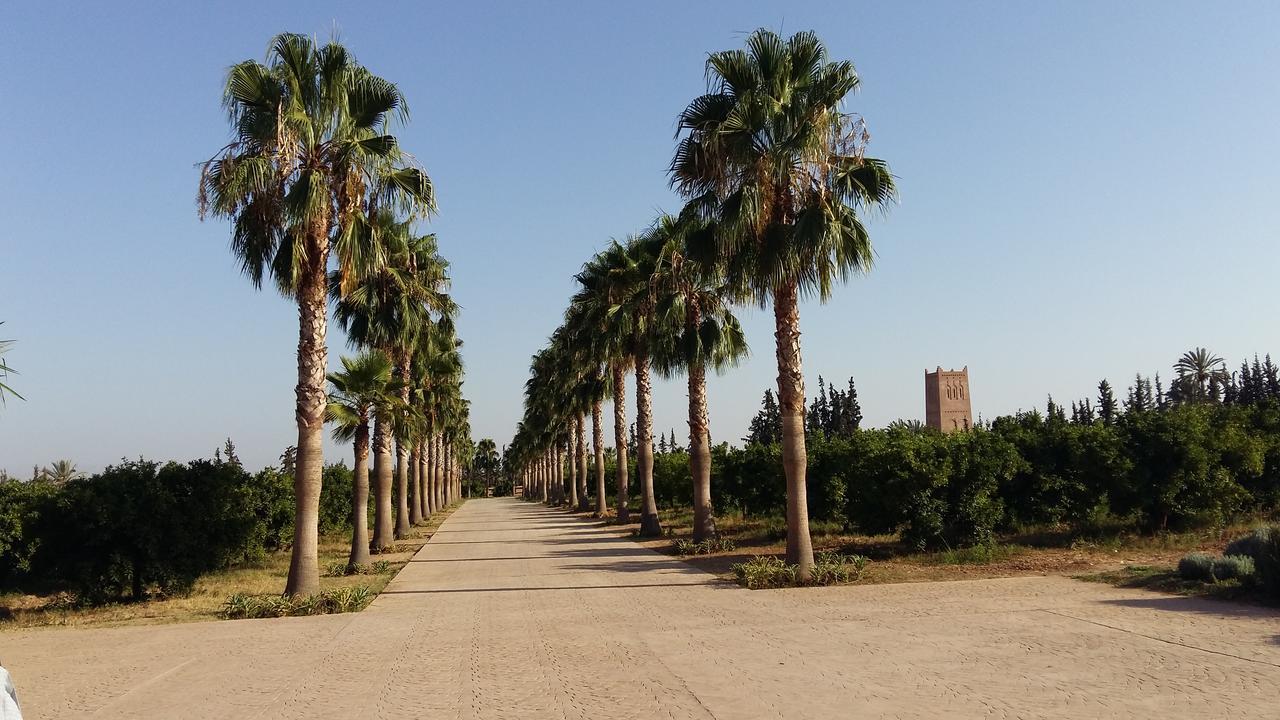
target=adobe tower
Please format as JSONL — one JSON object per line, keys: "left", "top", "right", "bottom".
{"left": 925, "top": 366, "right": 972, "bottom": 433}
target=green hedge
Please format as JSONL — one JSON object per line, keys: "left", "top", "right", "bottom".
{"left": 592, "top": 402, "right": 1280, "bottom": 550}
{"left": 0, "top": 458, "right": 361, "bottom": 604}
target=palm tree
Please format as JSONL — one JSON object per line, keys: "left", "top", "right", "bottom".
{"left": 334, "top": 215, "right": 453, "bottom": 545}
{"left": 1174, "top": 347, "right": 1227, "bottom": 402}
{"left": 651, "top": 215, "right": 749, "bottom": 541}
{"left": 571, "top": 242, "right": 646, "bottom": 524}
{"left": 200, "top": 34, "right": 435, "bottom": 595}
{"left": 326, "top": 350, "right": 395, "bottom": 567}
{"left": 0, "top": 323, "right": 22, "bottom": 405}
{"left": 474, "top": 438, "right": 499, "bottom": 494}
{"left": 40, "top": 460, "right": 83, "bottom": 485}
{"left": 670, "top": 29, "right": 896, "bottom": 578}
{"left": 417, "top": 325, "right": 463, "bottom": 513}
{"left": 618, "top": 233, "right": 666, "bottom": 536}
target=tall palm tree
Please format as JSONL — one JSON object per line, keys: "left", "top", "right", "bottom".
{"left": 670, "top": 29, "right": 896, "bottom": 578}
{"left": 617, "top": 233, "right": 667, "bottom": 536}
{"left": 651, "top": 215, "right": 749, "bottom": 541}
{"left": 1174, "top": 347, "right": 1227, "bottom": 402}
{"left": 572, "top": 243, "right": 644, "bottom": 524}
{"left": 200, "top": 34, "right": 435, "bottom": 595}
{"left": 326, "top": 350, "right": 395, "bottom": 567}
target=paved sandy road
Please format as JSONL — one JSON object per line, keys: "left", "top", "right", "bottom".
{"left": 4, "top": 497, "right": 1279, "bottom": 719}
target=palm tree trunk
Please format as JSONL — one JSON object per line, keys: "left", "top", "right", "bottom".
{"left": 612, "top": 362, "right": 630, "bottom": 523}
{"left": 540, "top": 450, "right": 550, "bottom": 502}
{"left": 394, "top": 357, "right": 412, "bottom": 539}
{"left": 432, "top": 433, "right": 443, "bottom": 511}
{"left": 439, "top": 438, "right": 448, "bottom": 507}
{"left": 348, "top": 422, "right": 371, "bottom": 567}
{"left": 567, "top": 427, "right": 579, "bottom": 509}
{"left": 395, "top": 435, "right": 411, "bottom": 539}
{"left": 417, "top": 440, "right": 428, "bottom": 519}
{"left": 555, "top": 443, "right": 565, "bottom": 505}
{"left": 408, "top": 447, "right": 422, "bottom": 526}
{"left": 285, "top": 264, "right": 329, "bottom": 597}
{"left": 592, "top": 400, "right": 607, "bottom": 516}
{"left": 577, "top": 414, "right": 589, "bottom": 511}
{"left": 635, "top": 346, "right": 661, "bottom": 537}
{"left": 689, "top": 360, "right": 716, "bottom": 542}
{"left": 576, "top": 412, "right": 588, "bottom": 507}
{"left": 423, "top": 431, "right": 435, "bottom": 516}
{"left": 446, "top": 443, "right": 454, "bottom": 504}
{"left": 539, "top": 453, "right": 548, "bottom": 503}
{"left": 448, "top": 441, "right": 455, "bottom": 505}
{"left": 371, "top": 416, "right": 395, "bottom": 551}
{"left": 774, "top": 280, "right": 813, "bottom": 580}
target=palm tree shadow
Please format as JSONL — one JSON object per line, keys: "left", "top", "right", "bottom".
{"left": 1099, "top": 596, "right": 1277, "bottom": 619}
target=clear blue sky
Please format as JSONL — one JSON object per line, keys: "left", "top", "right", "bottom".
{"left": 3, "top": 1, "right": 1279, "bottom": 474}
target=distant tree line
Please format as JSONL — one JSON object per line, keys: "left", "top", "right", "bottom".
{"left": 747, "top": 376, "right": 862, "bottom": 445}
{"left": 590, "top": 349, "right": 1280, "bottom": 551}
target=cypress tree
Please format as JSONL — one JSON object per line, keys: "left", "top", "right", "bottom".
{"left": 1046, "top": 395, "right": 1066, "bottom": 424}
{"left": 745, "top": 389, "right": 782, "bottom": 445}
{"left": 845, "top": 377, "right": 863, "bottom": 432}
{"left": 1265, "top": 355, "right": 1280, "bottom": 399}
{"left": 1097, "top": 379, "right": 1118, "bottom": 425}
{"left": 1237, "top": 361, "right": 1255, "bottom": 404}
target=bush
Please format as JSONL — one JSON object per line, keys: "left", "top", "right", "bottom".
{"left": 652, "top": 452, "right": 692, "bottom": 509}
{"left": 810, "top": 551, "right": 868, "bottom": 584}
{"left": 731, "top": 553, "right": 868, "bottom": 589}
{"left": 1212, "top": 554, "right": 1256, "bottom": 582}
{"left": 1252, "top": 532, "right": 1280, "bottom": 600}
{"left": 325, "top": 559, "right": 392, "bottom": 577}
{"left": 29, "top": 459, "right": 275, "bottom": 603}
{"left": 1225, "top": 526, "right": 1275, "bottom": 560}
{"left": 221, "top": 586, "right": 373, "bottom": 619}
{"left": 672, "top": 537, "right": 736, "bottom": 556}
{"left": 732, "top": 556, "right": 796, "bottom": 589}
{"left": 1178, "top": 552, "right": 1215, "bottom": 581}
{"left": 319, "top": 463, "right": 355, "bottom": 535}
{"left": 0, "top": 479, "right": 57, "bottom": 585}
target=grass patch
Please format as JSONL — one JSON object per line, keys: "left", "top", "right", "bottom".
{"left": 1077, "top": 564, "right": 1258, "bottom": 602}
{"left": 731, "top": 551, "right": 868, "bottom": 589}
{"left": 928, "top": 543, "right": 1023, "bottom": 566}
{"left": 324, "top": 560, "right": 392, "bottom": 577}
{"left": 221, "top": 586, "right": 373, "bottom": 619}
{"left": 673, "top": 537, "right": 736, "bottom": 556}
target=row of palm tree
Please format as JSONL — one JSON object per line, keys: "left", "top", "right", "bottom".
{"left": 509, "top": 29, "right": 895, "bottom": 580}
{"left": 201, "top": 34, "right": 468, "bottom": 595}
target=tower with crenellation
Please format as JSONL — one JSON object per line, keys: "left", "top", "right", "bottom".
{"left": 925, "top": 366, "right": 972, "bottom": 433}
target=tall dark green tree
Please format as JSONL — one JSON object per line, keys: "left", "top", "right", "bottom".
{"left": 1097, "top": 380, "right": 1118, "bottom": 425}
{"left": 745, "top": 390, "right": 782, "bottom": 445}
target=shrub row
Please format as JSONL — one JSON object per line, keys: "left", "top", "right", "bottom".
{"left": 617, "top": 402, "right": 1280, "bottom": 550}
{"left": 0, "top": 459, "right": 360, "bottom": 603}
